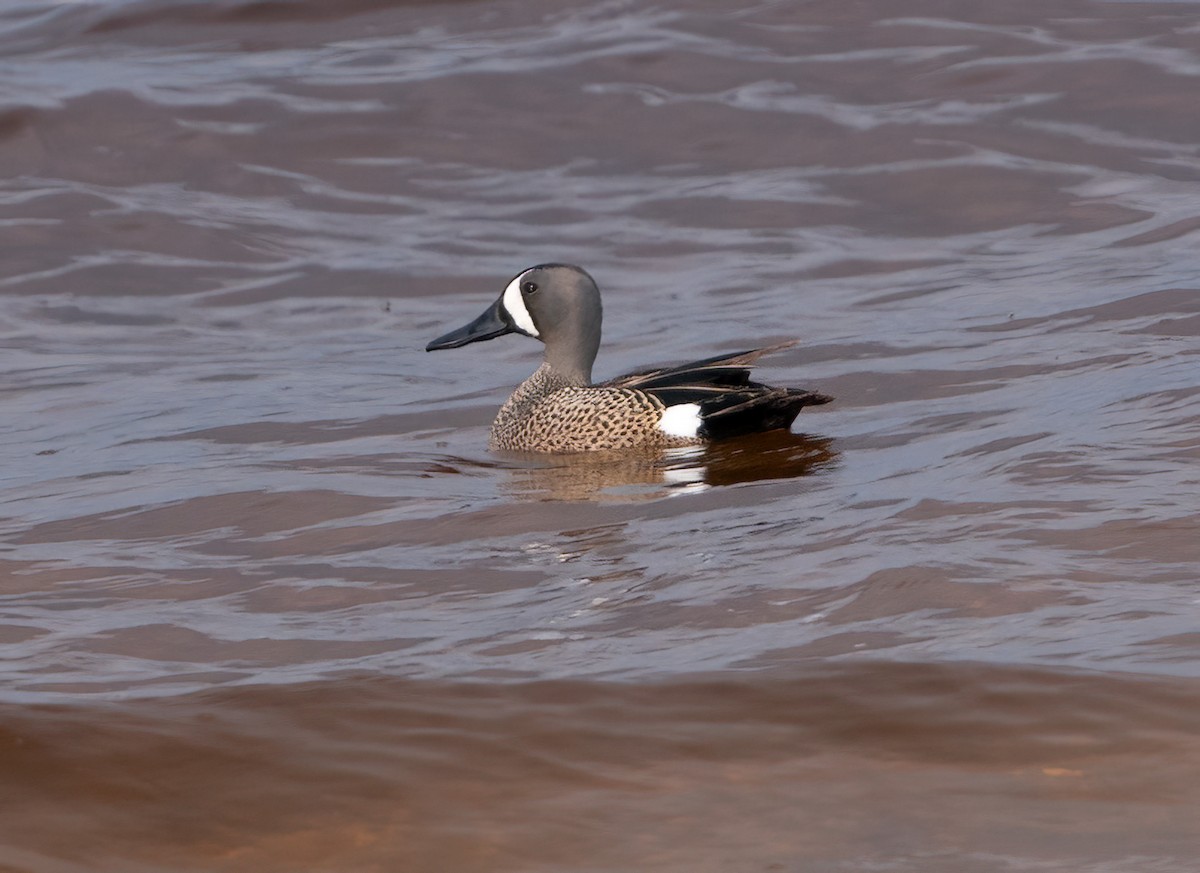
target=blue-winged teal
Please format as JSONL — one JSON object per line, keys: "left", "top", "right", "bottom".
{"left": 426, "top": 264, "right": 832, "bottom": 453}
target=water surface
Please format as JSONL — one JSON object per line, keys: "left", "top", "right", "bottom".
{"left": 2, "top": 0, "right": 1199, "bottom": 870}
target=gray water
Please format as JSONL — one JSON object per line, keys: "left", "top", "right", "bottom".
{"left": 2, "top": 0, "right": 1199, "bottom": 870}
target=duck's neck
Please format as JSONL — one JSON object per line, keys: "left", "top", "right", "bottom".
{"left": 543, "top": 340, "right": 595, "bottom": 386}
{"left": 549, "top": 357, "right": 592, "bottom": 388}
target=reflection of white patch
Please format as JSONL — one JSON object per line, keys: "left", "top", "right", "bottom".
{"left": 662, "top": 466, "right": 704, "bottom": 485}
{"left": 658, "top": 403, "right": 702, "bottom": 438}
{"left": 502, "top": 276, "right": 539, "bottom": 337}
{"left": 662, "top": 445, "right": 705, "bottom": 463}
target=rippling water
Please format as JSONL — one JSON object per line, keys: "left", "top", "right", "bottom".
{"left": 2, "top": 0, "right": 1199, "bottom": 870}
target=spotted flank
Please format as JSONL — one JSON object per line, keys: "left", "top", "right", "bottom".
{"left": 426, "top": 264, "right": 833, "bottom": 453}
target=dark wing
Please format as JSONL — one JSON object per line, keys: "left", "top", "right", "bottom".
{"left": 602, "top": 341, "right": 800, "bottom": 392}
{"left": 693, "top": 387, "right": 833, "bottom": 440}
{"left": 604, "top": 341, "right": 832, "bottom": 440}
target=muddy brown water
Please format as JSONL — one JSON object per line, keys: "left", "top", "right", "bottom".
{"left": 2, "top": 0, "right": 1200, "bottom": 870}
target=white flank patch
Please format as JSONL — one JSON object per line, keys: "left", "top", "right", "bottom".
{"left": 502, "top": 277, "right": 539, "bottom": 337}
{"left": 658, "top": 403, "right": 702, "bottom": 438}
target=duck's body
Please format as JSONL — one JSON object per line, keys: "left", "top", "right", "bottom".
{"left": 426, "top": 264, "right": 832, "bottom": 453}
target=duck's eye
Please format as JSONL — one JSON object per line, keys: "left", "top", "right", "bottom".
{"left": 521, "top": 281, "right": 539, "bottom": 295}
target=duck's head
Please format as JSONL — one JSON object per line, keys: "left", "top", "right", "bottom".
{"left": 426, "top": 264, "right": 603, "bottom": 382}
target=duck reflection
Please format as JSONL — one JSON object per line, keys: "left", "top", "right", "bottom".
{"left": 500, "top": 431, "right": 836, "bottom": 501}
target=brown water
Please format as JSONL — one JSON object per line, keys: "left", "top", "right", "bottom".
{"left": 2, "top": 0, "right": 1200, "bottom": 870}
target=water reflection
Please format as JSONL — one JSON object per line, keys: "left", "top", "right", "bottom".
{"left": 500, "top": 431, "right": 837, "bottom": 501}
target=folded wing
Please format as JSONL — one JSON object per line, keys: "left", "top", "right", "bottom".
{"left": 602, "top": 341, "right": 832, "bottom": 440}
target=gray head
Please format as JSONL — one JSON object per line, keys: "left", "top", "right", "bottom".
{"left": 425, "top": 264, "right": 603, "bottom": 383}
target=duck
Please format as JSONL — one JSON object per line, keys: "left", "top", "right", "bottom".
{"left": 425, "top": 264, "right": 832, "bottom": 453}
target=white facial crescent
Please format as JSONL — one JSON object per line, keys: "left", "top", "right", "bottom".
{"left": 502, "top": 276, "right": 540, "bottom": 337}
